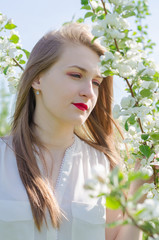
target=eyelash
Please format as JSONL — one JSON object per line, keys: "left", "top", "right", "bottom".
{"left": 68, "top": 73, "right": 100, "bottom": 87}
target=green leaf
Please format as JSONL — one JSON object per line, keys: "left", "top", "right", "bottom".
{"left": 125, "top": 121, "right": 129, "bottom": 131}
{"left": 141, "top": 75, "right": 153, "bottom": 81}
{"left": 110, "top": 167, "right": 121, "bottom": 187}
{"left": 140, "top": 89, "right": 152, "bottom": 97}
{"left": 139, "top": 145, "right": 151, "bottom": 158}
{"left": 118, "top": 171, "right": 124, "bottom": 183}
{"left": 122, "top": 11, "right": 136, "bottom": 18}
{"left": 81, "top": 5, "right": 91, "bottom": 10}
{"left": 84, "top": 12, "right": 94, "bottom": 18}
{"left": 22, "top": 49, "right": 30, "bottom": 59}
{"left": 128, "top": 171, "right": 149, "bottom": 183}
{"left": 127, "top": 115, "right": 136, "bottom": 125}
{"left": 96, "top": 6, "right": 104, "bottom": 13}
{"left": 137, "top": 25, "right": 142, "bottom": 31}
{"left": 141, "top": 134, "right": 149, "bottom": 141}
{"left": 150, "top": 132, "right": 159, "bottom": 141}
{"left": 140, "top": 222, "right": 155, "bottom": 234}
{"left": 91, "top": 36, "right": 98, "bottom": 44}
{"left": 115, "top": 6, "right": 123, "bottom": 14}
{"left": 19, "top": 60, "right": 26, "bottom": 64}
{"left": 123, "top": 5, "right": 135, "bottom": 11}
{"left": 76, "top": 18, "right": 84, "bottom": 23}
{"left": 3, "top": 65, "right": 9, "bottom": 75}
{"left": 103, "top": 70, "right": 114, "bottom": 76}
{"left": 132, "top": 31, "right": 137, "bottom": 36}
{"left": 9, "top": 34, "right": 19, "bottom": 44}
{"left": 134, "top": 208, "right": 145, "bottom": 217}
{"left": 81, "top": 0, "right": 88, "bottom": 5}
{"left": 16, "top": 54, "right": 23, "bottom": 60}
{"left": 106, "top": 196, "right": 121, "bottom": 210}
{"left": 136, "top": 69, "right": 146, "bottom": 77}
{"left": 91, "top": 15, "right": 96, "bottom": 22}
{"left": 5, "top": 23, "right": 17, "bottom": 30}
{"left": 97, "top": 14, "right": 105, "bottom": 20}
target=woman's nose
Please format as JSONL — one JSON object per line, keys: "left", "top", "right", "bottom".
{"left": 79, "top": 80, "right": 95, "bottom": 99}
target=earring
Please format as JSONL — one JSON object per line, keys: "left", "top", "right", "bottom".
{"left": 36, "top": 90, "right": 40, "bottom": 95}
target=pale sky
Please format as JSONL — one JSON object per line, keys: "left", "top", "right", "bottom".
{"left": 1, "top": 0, "right": 159, "bottom": 106}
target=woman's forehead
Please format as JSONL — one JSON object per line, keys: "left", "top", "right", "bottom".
{"left": 57, "top": 44, "right": 101, "bottom": 72}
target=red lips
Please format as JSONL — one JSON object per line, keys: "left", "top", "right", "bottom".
{"left": 72, "top": 103, "right": 88, "bottom": 111}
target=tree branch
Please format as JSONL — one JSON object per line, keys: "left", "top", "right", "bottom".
{"left": 101, "top": 0, "right": 108, "bottom": 15}
{"left": 124, "top": 207, "right": 155, "bottom": 238}
{"left": 13, "top": 58, "right": 24, "bottom": 71}
{"left": 114, "top": 38, "right": 120, "bottom": 52}
{"left": 124, "top": 77, "right": 135, "bottom": 97}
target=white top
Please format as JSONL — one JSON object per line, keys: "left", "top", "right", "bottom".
{"left": 0, "top": 134, "right": 110, "bottom": 240}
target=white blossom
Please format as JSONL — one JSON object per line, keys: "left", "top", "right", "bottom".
{"left": 147, "top": 191, "right": 153, "bottom": 199}
{"left": 118, "top": 63, "right": 136, "bottom": 78}
{"left": 113, "top": 104, "right": 121, "bottom": 118}
{"left": 109, "top": 0, "right": 134, "bottom": 6}
{"left": 139, "top": 98, "right": 153, "bottom": 107}
{"left": 141, "top": 81, "right": 157, "bottom": 90}
{"left": 155, "top": 117, "right": 159, "bottom": 128}
{"left": 8, "top": 47, "right": 17, "bottom": 58}
{"left": 107, "top": 28, "right": 125, "bottom": 39}
{"left": 129, "top": 126, "right": 136, "bottom": 136}
{"left": 140, "top": 165, "right": 153, "bottom": 177}
{"left": 91, "top": 25, "right": 105, "bottom": 37}
{"left": 91, "top": 1, "right": 99, "bottom": 9}
{"left": 143, "top": 115, "right": 155, "bottom": 129}
{"left": 105, "top": 13, "right": 119, "bottom": 28}
{"left": 134, "top": 106, "right": 150, "bottom": 118}
{"left": 137, "top": 62, "right": 145, "bottom": 72}
{"left": 142, "top": 67, "right": 155, "bottom": 77}
{"left": 137, "top": 199, "right": 159, "bottom": 220}
{"left": 120, "top": 96, "right": 136, "bottom": 109}
{"left": 118, "top": 17, "right": 130, "bottom": 30}
{"left": 101, "top": 51, "right": 114, "bottom": 62}
{"left": 125, "top": 40, "right": 142, "bottom": 50}
{"left": 0, "top": 14, "right": 7, "bottom": 23}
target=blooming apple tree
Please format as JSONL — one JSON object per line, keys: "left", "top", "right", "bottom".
{"left": 79, "top": 0, "right": 159, "bottom": 239}
{"left": 0, "top": 12, "right": 30, "bottom": 93}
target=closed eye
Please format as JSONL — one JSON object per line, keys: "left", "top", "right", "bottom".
{"left": 93, "top": 81, "right": 100, "bottom": 87}
{"left": 67, "top": 72, "right": 101, "bottom": 87}
{"left": 68, "top": 73, "right": 81, "bottom": 78}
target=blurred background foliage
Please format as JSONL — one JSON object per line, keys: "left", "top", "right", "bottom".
{"left": 0, "top": 82, "right": 11, "bottom": 136}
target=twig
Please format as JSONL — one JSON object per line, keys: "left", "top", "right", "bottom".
{"left": 101, "top": 0, "right": 108, "bottom": 15}
{"left": 13, "top": 58, "right": 24, "bottom": 71}
{"left": 124, "top": 207, "right": 155, "bottom": 238}
{"left": 89, "top": 0, "right": 95, "bottom": 13}
{"left": 138, "top": 118, "right": 144, "bottom": 133}
{"left": 114, "top": 38, "right": 120, "bottom": 52}
{"left": 124, "top": 77, "right": 135, "bottom": 97}
{"left": 119, "top": 195, "right": 156, "bottom": 238}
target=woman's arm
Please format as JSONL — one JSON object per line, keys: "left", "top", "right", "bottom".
{"left": 105, "top": 208, "right": 143, "bottom": 240}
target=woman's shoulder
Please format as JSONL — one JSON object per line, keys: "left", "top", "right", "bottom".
{"left": 0, "top": 135, "right": 14, "bottom": 160}
{"left": 0, "top": 135, "right": 13, "bottom": 146}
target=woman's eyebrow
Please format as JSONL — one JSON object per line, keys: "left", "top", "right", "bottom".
{"left": 68, "top": 65, "right": 103, "bottom": 80}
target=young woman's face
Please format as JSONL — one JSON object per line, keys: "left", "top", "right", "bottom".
{"left": 36, "top": 44, "right": 103, "bottom": 126}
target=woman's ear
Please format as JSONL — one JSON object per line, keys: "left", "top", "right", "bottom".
{"left": 31, "top": 75, "right": 41, "bottom": 90}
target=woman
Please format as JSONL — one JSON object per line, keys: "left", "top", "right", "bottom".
{"left": 0, "top": 23, "right": 142, "bottom": 240}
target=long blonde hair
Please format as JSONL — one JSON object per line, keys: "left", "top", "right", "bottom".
{"left": 11, "top": 23, "right": 120, "bottom": 231}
